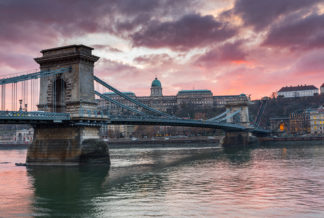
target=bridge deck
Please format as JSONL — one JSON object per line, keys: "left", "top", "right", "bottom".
{"left": 0, "top": 110, "right": 270, "bottom": 134}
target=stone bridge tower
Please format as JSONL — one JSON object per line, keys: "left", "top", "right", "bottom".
{"left": 225, "top": 95, "right": 250, "bottom": 127}
{"left": 222, "top": 95, "right": 255, "bottom": 148}
{"left": 27, "top": 45, "right": 110, "bottom": 165}
{"left": 34, "top": 45, "right": 99, "bottom": 113}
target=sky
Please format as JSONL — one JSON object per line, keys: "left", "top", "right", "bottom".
{"left": 0, "top": 0, "right": 324, "bottom": 99}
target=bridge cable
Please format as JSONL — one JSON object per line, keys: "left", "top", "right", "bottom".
{"left": 30, "top": 79, "right": 33, "bottom": 111}
{"left": 15, "top": 82, "right": 17, "bottom": 110}
{"left": 207, "top": 109, "right": 230, "bottom": 122}
{"left": 94, "top": 76, "right": 173, "bottom": 118}
{"left": 95, "top": 90, "right": 147, "bottom": 116}
{"left": 3, "top": 84, "right": 6, "bottom": 110}
{"left": 53, "top": 76, "right": 56, "bottom": 112}
{"left": 254, "top": 100, "right": 267, "bottom": 127}
{"left": 0, "top": 68, "right": 69, "bottom": 86}
{"left": 216, "top": 109, "right": 241, "bottom": 123}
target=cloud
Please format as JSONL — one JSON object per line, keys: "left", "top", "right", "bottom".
{"left": 91, "top": 44, "right": 122, "bottom": 53}
{"left": 0, "top": 0, "right": 189, "bottom": 43}
{"left": 232, "top": 0, "right": 319, "bottom": 30}
{"left": 263, "top": 13, "right": 324, "bottom": 50}
{"left": 134, "top": 54, "right": 173, "bottom": 66}
{"left": 131, "top": 13, "right": 237, "bottom": 51}
{"left": 292, "top": 50, "right": 324, "bottom": 75}
{"left": 97, "top": 59, "right": 138, "bottom": 75}
{"left": 1, "top": 0, "right": 323, "bottom": 100}
{"left": 0, "top": 0, "right": 105, "bottom": 41}
{"left": 195, "top": 41, "right": 248, "bottom": 67}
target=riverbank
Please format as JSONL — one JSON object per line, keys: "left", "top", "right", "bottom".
{"left": 2, "top": 136, "right": 323, "bottom": 150}
{"left": 0, "top": 137, "right": 221, "bottom": 149}
{"left": 259, "top": 136, "right": 324, "bottom": 146}
{"left": 0, "top": 143, "right": 28, "bottom": 149}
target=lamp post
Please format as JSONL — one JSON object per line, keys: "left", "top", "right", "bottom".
{"left": 19, "top": 99, "right": 22, "bottom": 111}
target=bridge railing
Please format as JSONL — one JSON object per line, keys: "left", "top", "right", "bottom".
{"left": 0, "top": 111, "right": 70, "bottom": 120}
{"left": 73, "top": 108, "right": 109, "bottom": 119}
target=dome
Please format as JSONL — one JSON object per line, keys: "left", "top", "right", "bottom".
{"left": 151, "top": 77, "right": 162, "bottom": 87}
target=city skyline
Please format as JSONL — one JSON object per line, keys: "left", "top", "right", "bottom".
{"left": 0, "top": 0, "right": 323, "bottom": 99}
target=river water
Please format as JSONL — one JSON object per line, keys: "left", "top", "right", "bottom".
{"left": 1, "top": 144, "right": 324, "bottom": 217}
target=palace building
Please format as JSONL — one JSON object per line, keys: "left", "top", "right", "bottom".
{"left": 277, "top": 85, "right": 319, "bottom": 98}
{"left": 98, "top": 77, "right": 248, "bottom": 115}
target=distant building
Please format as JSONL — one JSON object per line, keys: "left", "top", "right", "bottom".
{"left": 213, "top": 94, "right": 249, "bottom": 107}
{"left": 269, "top": 117, "right": 289, "bottom": 132}
{"left": 177, "top": 90, "right": 213, "bottom": 107}
{"left": 289, "top": 110, "right": 310, "bottom": 134}
{"left": 151, "top": 77, "right": 163, "bottom": 97}
{"left": 277, "top": 85, "right": 318, "bottom": 98}
{"left": 105, "top": 125, "right": 136, "bottom": 138}
{"left": 15, "top": 128, "right": 33, "bottom": 143}
{"left": 310, "top": 106, "right": 324, "bottom": 134}
{"left": 321, "top": 83, "right": 324, "bottom": 95}
{"left": 98, "top": 77, "right": 247, "bottom": 115}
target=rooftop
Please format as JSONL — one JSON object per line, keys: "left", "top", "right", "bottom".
{"left": 177, "top": 89, "right": 212, "bottom": 94}
{"left": 278, "top": 85, "right": 318, "bottom": 92}
{"left": 41, "top": 44, "right": 94, "bottom": 53}
{"left": 104, "top": 92, "right": 136, "bottom": 96}
{"left": 151, "top": 78, "right": 162, "bottom": 88}
{"left": 213, "top": 95, "right": 245, "bottom": 98}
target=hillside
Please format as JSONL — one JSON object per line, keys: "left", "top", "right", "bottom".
{"left": 249, "top": 95, "right": 324, "bottom": 128}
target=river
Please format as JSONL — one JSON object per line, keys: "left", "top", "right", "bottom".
{"left": 1, "top": 144, "right": 324, "bottom": 217}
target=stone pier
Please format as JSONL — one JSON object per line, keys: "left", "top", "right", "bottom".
{"left": 221, "top": 131, "right": 258, "bottom": 149}
{"left": 27, "top": 125, "right": 110, "bottom": 165}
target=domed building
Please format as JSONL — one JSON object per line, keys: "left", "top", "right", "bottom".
{"left": 98, "top": 77, "right": 248, "bottom": 115}
{"left": 151, "top": 77, "right": 163, "bottom": 97}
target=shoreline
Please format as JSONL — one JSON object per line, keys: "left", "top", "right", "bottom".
{"left": 260, "top": 136, "right": 324, "bottom": 142}
{"left": 0, "top": 144, "right": 29, "bottom": 149}
{"left": 259, "top": 136, "right": 324, "bottom": 146}
{"left": 1, "top": 136, "right": 324, "bottom": 149}
{"left": 0, "top": 138, "right": 220, "bottom": 149}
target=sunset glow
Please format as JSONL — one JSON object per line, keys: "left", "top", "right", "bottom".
{"left": 0, "top": 0, "right": 323, "bottom": 99}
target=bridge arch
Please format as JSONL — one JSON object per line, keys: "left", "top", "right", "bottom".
{"left": 53, "top": 77, "right": 67, "bottom": 112}
{"left": 46, "top": 76, "right": 70, "bottom": 112}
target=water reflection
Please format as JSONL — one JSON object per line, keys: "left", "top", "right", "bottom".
{"left": 2, "top": 145, "right": 324, "bottom": 217}
{"left": 223, "top": 148, "right": 252, "bottom": 165}
{"left": 27, "top": 166, "right": 110, "bottom": 217}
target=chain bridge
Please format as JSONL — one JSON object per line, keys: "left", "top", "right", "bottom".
{"left": 0, "top": 45, "right": 269, "bottom": 165}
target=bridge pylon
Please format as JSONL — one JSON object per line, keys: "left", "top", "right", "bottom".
{"left": 27, "top": 45, "right": 109, "bottom": 165}
{"left": 221, "top": 96, "right": 258, "bottom": 148}
{"left": 34, "top": 45, "right": 99, "bottom": 113}
{"left": 225, "top": 96, "right": 250, "bottom": 128}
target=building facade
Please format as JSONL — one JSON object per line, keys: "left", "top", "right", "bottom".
{"left": 277, "top": 85, "right": 318, "bottom": 98}
{"left": 15, "top": 128, "right": 34, "bottom": 143}
{"left": 310, "top": 106, "right": 324, "bottom": 134}
{"left": 269, "top": 117, "right": 289, "bottom": 132}
{"left": 321, "top": 83, "right": 324, "bottom": 95}
{"left": 289, "top": 110, "right": 310, "bottom": 134}
{"left": 98, "top": 77, "right": 248, "bottom": 115}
